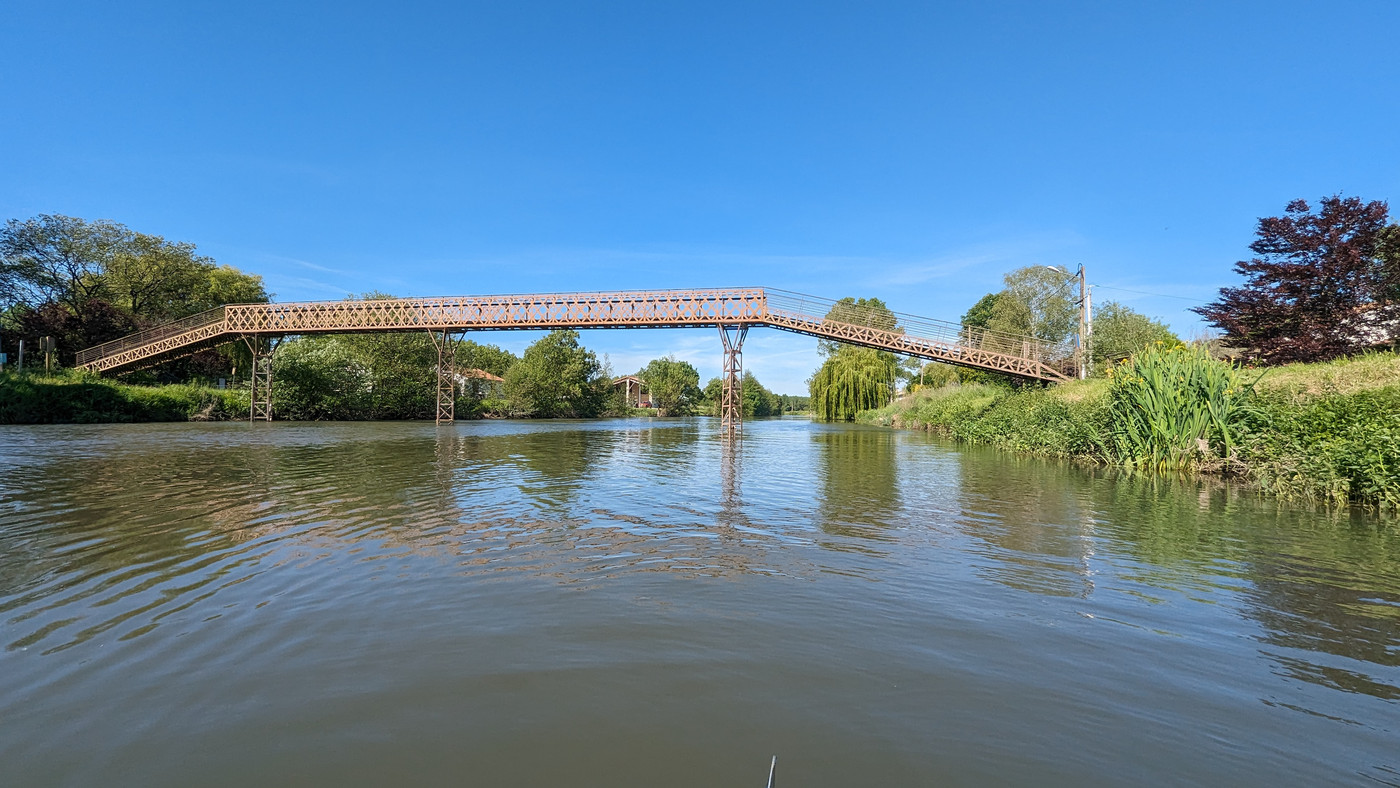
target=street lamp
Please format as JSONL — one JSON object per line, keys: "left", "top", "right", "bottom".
{"left": 1045, "top": 265, "right": 1092, "bottom": 379}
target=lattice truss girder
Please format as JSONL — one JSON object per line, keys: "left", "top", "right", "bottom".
{"left": 77, "top": 288, "right": 1069, "bottom": 382}
{"left": 429, "top": 330, "right": 460, "bottom": 424}
{"left": 719, "top": 325, "right": 748, "bottom": 430}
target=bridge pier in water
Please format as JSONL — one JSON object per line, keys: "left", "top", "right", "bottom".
{"left": 427, "top": 330, "right": 460, "bottom": 425}
{"left": 241, "top": 336, "right": 279, "bottom": 422}
{"left": 718, "top": 324, "right": 748, "bottom": 432}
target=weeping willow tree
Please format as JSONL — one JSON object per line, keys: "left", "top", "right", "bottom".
{"left": 809, "top": 346, "right": 899, "bottom": 421}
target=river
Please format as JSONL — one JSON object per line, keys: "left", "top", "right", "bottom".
{"left": 1, "top": 419, "right": 1397, "bottom": 786}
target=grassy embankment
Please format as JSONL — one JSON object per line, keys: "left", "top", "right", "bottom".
{"left": 858, "top": 350, "right": 1400, "bottom": 512}
{"left": 0, "top": 370, "right": 247, "bottom": 424}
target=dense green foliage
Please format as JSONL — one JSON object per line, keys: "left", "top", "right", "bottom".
{"left": 1106, "top": 344, "right": 1248, "bottom": 471}
{"left": 267, "top": 328, "right": 522, "bottom": 420}
{"left": 638, "top": 356, "right": 702, "bottom": 415}
{"left": 1, "top": 214, "right": 268, "bottom": 367}
{"left": 0, "top": 370, "right": 246, "bottom": 423}
{"left": 810, "top": 346, "right": 898, "bottom": 421}
{"left": 775, "top": 393, "right": 810, "bottom": 413}
{"left": 1090, "top": 301, "right": 1181, "bottom": 368}
{"left": 808, "top": 295, "right": 901, "bottom": 420}
{"left": 860, "top": 351, "right": 1400, "bottom": 512}
{"left": 982, "top": 266, "right": 1078, "bottom": 345}
{"left": 701, "top": 372, "right": 783, "bottom": 417}
{"left": 503, "top": 330, "right": 615, "bottom": 418}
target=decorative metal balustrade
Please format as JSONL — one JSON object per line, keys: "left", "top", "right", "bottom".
{"left": 75, "top": 288, "right": 1072, "bottom": 382}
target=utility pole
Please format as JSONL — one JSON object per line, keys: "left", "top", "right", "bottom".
{"left": 1047, "top": 264, "right": 1092, "bottom": 379}
{"left": 1078, "top": 264, "right": 1091, "bottom": 380}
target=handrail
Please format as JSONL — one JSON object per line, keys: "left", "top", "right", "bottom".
{"left": 74, "top": 306, "right": 227, "bottom": 366}
{"left": 763, "top": 288, "right": 1073, "bottom": 365}
{"left": 74, "top": 288, "right": 1073, "bottom": 380}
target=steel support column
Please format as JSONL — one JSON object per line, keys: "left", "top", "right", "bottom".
{"left": 428, "top": 330, "right": 460, "bottom": 424}
{"left": 718, "top": 324, "right": 748, "bottom": 432}
{"left": 242, "top": 336, "right": 278, "bottom": 422}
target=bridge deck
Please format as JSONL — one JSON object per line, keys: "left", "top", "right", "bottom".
{"left": 75, "top": 287, "right": 1072, "bottom": 381}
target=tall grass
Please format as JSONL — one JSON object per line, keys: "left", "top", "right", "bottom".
{"left": 859, "top": 350, "right": 1400, "bottom": 513}
{"left": 0, "top": 370, "right": 247, "bottom": 423}
{"left": 1105, "top": 344, "right": 1251, "bottom": 472}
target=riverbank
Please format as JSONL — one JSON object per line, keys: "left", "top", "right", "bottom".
{"left": 858, "top": 351, "right": 1400, "bottom": 513}
{"left": 0, "top": 371, "right": 247, "bottom": 423}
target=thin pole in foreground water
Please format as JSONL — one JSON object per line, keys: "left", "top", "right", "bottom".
{"left": 767, "top": 755, "right": 776, "bottom": 787}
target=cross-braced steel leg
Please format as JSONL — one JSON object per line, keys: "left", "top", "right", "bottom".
{"left": 428, "top": 330, "right": 460, "bottom": 424}
{"left": 719, "top": 324, "right": 749, "bottom": 432}
{"left": 242, "top": 336, "right": 278, "bottom": 422}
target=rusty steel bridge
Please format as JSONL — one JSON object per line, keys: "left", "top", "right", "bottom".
{"left": 75, "top": 287, "right": 1073, "bottom": 428}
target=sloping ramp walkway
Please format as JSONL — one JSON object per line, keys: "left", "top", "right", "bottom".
{"left": 76, "top": 287, "right": 1072, "bottom": 381}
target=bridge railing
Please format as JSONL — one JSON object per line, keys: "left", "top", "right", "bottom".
{"left": 74, "top": 306, "right": 228, "bottom": 367}
{"left": 762, "top": 288, "right": 1073, "bottom": 367}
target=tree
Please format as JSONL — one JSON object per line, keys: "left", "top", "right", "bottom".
{"left": 701, "top": 373, "right": 781, "bottom": 417}
{"left": 456, "top": 339, "right": 517, "bottom": 377}
{"left": 1091, "top": 301, "right": 1181, "bottom": 368}
{"left": 504, "top": 330, "right": 611, "bottom": 418}
{"left": 808, "top": 295, "right": 903, "bottom": 419}
{"left": 741, "top": 371, "right": 782, "bottom": 417}
{"left": 191, "top": 265, "right": 270, "bottom": 312}
{"left": 912, "top": 361, "right": 960, "bottom": 389}
{"left": 104, "top": 233, "right": 214, "bottom": 320}
{"left": 776, "top": 393, "right": 810, "bottom": 413}
{"left": 0, "top": 215, "right": 124, "bottom": 322}
{"left": 809, "top": 346, "right": 898, "bottom": 421}
{"left": 272, "top": 337, "right": 372, "bottom": 420}
{"left": 961, "top": 292, "right": 1002, "bottom": 329}
{"left": 820, "top": 296, "right": 898, "bottom": 356}
{"left": 990, "top": 266, "right": 1078, "bottom": 344}
{"left": 638, "top": 356, "right": 702, "bottom": 415}
{"left": 1193, "top": 196, "right": 1397, "bottom": 363}
{"left": 1, "top": 214, "right": 270, "bottom": 368}
{"left": 16, "top": 299, "right": 137, "bottom": 365}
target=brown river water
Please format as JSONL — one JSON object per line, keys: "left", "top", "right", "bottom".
{"left": 1, "top": 418, "right": 1397, "bottom": 786}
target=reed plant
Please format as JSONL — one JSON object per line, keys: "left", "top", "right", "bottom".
{"left": 1104, "top": 343, "right": 1249, "bottom": 472}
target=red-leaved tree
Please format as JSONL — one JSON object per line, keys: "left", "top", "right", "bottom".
{"left": 1194, "top": 196, "right": 1398, "bottom": 363}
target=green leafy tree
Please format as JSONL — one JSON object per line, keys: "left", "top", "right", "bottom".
{"left": 504, "top": 330, "right": 611, "bottom": 418}
{"left": 194, "top": 265, "right": 270, "bottom": 311}
{"left": 456, "top": 339, "right": 517, "bottom": 377}
{"left": 272, "top": 337, "right": 372, "bottom": 420}
{"left": 961, "top": 292, "right": 1002, "bottom": 329}
{"left": 339, "top": 330, "right": 438, "bottom": 418}
{"left": 0, "top": 215, "right": 122, "bottom": 320}
{"left": 104, "top": 233, "right": 214, "bottom": 321}
{"left": 988, "top": 266, "right": 1078, "bottom": 345}
{"left": 808, "top": 294, "right": 903, "bottom": 420}
{"left": 1091, "top": 301, "right": 1181, "bottom": 368}
{"left": 809, "top": 346, "right": 899, "bottom": 421}
{"left": 1, "top": 214, "right": 269, "bottom": 366}
{"left": 638, "top": 356, "right": 702, "bottom": 415}
{"left": 701, "top": 373, "right": 781, "bottom": 417}
{"left": 820, "top": 296, "right": 898, "bottom": 355}
{"left": 776, "top": 393, "right": 810, "bottom": 413}
{"left": 742, "top": 371, "right": 782, "bottom": 417}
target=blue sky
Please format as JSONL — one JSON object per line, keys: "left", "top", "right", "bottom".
{"left": 4, "top": 1, "right": 1398, "bottom": 393}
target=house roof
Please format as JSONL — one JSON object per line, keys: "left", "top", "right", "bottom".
{"left": 459, "top": 368, "right": 504, "bottom": 382}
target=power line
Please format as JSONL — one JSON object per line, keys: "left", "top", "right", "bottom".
{"left": 1091, "top": 284, "right": 1213, "bottom": 304}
